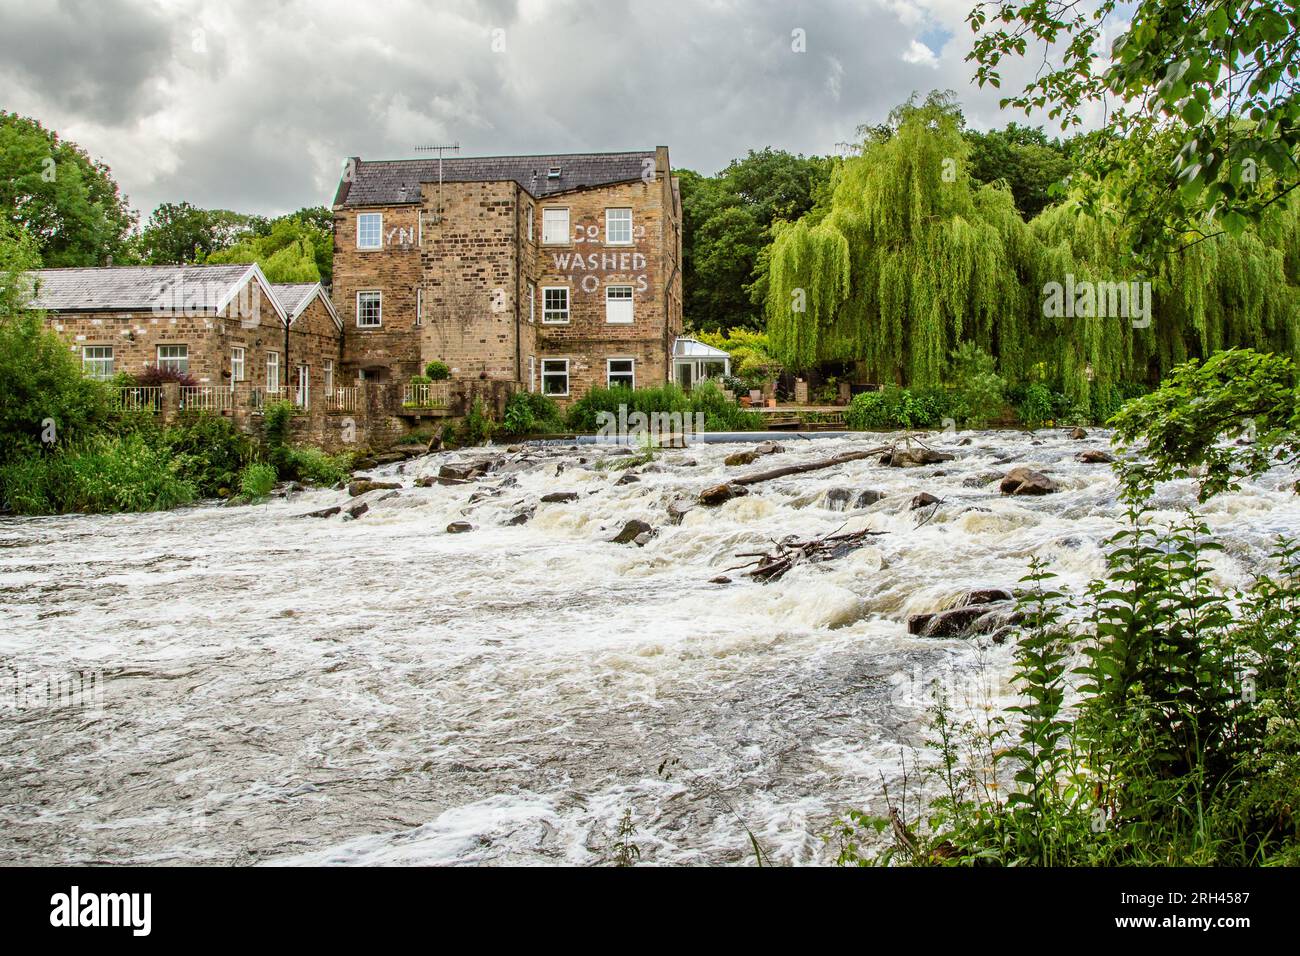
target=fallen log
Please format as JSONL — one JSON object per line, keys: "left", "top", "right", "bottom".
{"left": 729, "top": 446, "right": 890, "bottom": 488}
{"left": 722, "top": 524, "right": 887, "bottom": 582}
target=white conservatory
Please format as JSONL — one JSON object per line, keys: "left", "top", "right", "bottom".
{"left": 672, "top": 337, "right": 731, "bottom": 390}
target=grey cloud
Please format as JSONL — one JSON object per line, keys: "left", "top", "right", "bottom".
{"left": 0, "top": 0, "right": 176, "bottom": 124}
{"left": 0, "top": 0, "right": 1058, "bottom": 218}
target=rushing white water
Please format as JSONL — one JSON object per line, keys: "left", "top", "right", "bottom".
{"left": 2, "top": 428, "right": 1298, "bottom": 865}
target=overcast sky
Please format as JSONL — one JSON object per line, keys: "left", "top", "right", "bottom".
{"left": 0, "top": 0, "right": 1098, "bottom": 221}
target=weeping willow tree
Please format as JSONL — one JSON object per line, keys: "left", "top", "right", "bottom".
{"left": 767, "top": 92, "right": 1039, "bottom": 386}
{"left": 767, "top": 91, "right": 1300, "bottom": 404}
{"left": 1033, "top": 195, "right": 1300, "bottom": 407}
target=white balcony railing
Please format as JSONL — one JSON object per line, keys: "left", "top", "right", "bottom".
{"left": 402, "top": 381, "right": 450, "bottom": 409}
{"left": 327, "top": 386, "right": 359, "bottom": 412}
{"left": 113, "top": 386, "right": 164, "bottom": 412}
{"left": 178, "top": 385, "right": 232, "bottom": 413}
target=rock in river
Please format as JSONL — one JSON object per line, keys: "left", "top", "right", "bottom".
{"left": 541, "top": 491, "right": 580, "bottom": 503}
{"left": 611, "top": 519, "right": 654, "bottom": 545}
{"left": 348, "top": 479, "right": 401, "bottom": 497}
{"left": 999, "top": 467, "right": 1059, "bottom": 495}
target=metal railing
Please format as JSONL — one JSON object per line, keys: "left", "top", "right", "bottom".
{"left": 178, "top": 386, "right": 233, "bottom": 413}
{"left": 327, "top": 386, "right": 359, "bottom": 412}
{"left": 113, "top": 386, "right": 164, "bottom": 412}
{"left": 402, "top": 381, "right": 450, "bottom": 408}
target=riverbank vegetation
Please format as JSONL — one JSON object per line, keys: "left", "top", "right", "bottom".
{"left": 829, "top": 0, "right": 1300, "bottom": 868}
{"left": 0, "top": 224, "right": 348, "bottom": 515}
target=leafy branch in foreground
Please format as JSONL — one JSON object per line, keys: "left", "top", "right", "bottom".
{"left": 967, "top": 1, "right": 1300, "bottom": 261}
{"left": 1110, "top": 348, "right": 1300, "bottom": 500}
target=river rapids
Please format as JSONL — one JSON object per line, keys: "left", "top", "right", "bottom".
{"left": 2, "top": 428, "right": 1298, "bottom": 865}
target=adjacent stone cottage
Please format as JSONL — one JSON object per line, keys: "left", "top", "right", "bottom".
{"left": 28, "top": 264, "right": 342, "bottom": 408}
{"left": 331, "top": 147, "right": 684, "bottom": 403}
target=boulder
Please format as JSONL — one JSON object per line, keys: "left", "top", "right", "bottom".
{"left": 962, "top": 471, "right": 1005, "bottom": 488}
{"left": 1069, "top": 426, "right": 1088, "bottom": 440}
{"left": 540, "top": 491, "right": 580, "bottom": 503}
{"left": 855, "top": 489, "right": 886, "bottom": 508}
{"left": 699, "top": 483, "right": 749, "bottom": 506}
{"left": 615, "top": 473, "right": 640, "bottom": 485}
{"left": 725, "top": 450, "right": 759, "bottom": 467}
{"left": 1077, "top": 450, "right": 1115, "bottom": 464}
{"left": 885, "top": 446, "right": 955, "bottom": 468}
{"left": 754, "top": 441, "right": 785, "bottom": 456}
{"left": 908, "top": 605, "right": 992, "bottom": 638}
{"left": 446, "top": 521, "right": 474, "bottom": 533}
{"left": 348, "top": 479, "right": 401, "bottom": 497}
{"left": 438, "top": 460, "right": 497, "bottom": 482}
{"left": 611, "top": 519, "right": 654, "bottom": 545}
{"left": 414, "top": 475, "right": 438, "bottom": 488}
{"left": 958, "top": 437, "right": 973, "bottom": 446}
{"left": 503, "top": 508, "right": 534, "bottom": 526}
{"left": 344, "top": 501, "right": 369, "bottom": 520}
{"left": 300, "top": 505, "right": 342, "bottom": 519}
{"left": 709, "top": 575, "right": 732, "bottom": 585}
{"left": 910, "top": 492, "right": 940, "bottom": 510}
{"left": 907, "top": 589, "right": 1019, "bottom": 638}
{"left": 999, "top": 467, "right": 1059, "bottom": 496}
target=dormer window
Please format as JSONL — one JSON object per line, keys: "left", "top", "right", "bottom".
{"left": 547, "top": 166, "right": 562, "bottom": 179}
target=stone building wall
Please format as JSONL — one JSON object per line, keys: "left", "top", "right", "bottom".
{"left": 331, "top": 202, "right": 423, "bottom": 382}
{"left": 331, "top": 148, "right": 684, "bottom": 407}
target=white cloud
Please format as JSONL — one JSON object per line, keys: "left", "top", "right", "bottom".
{"left": 901, "top": 40, "right": 939, "bottom": 68}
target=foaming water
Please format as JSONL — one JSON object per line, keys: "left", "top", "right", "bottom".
{"left": 2, "top": 429, "right": 1298, "bottom": 866}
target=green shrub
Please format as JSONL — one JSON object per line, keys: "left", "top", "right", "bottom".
{"left": 565, "top": 382, "right": 761, "bottom": 432}
{"left": 408, "top": 374, "right": 431, "bottom": 385}
{"left": 458, "top": 397, "right": 494, "bottom": 445}
{"left": 262, "top": 400, "right": 297, "bottom": 447}
{"left": 1015, "top": 382, "right": 1055, "bottom": 427}
{"left": 161, "top": 413, "right": 254, "bottom": 496}
{"left": 238, "top": 462, "right": 277, "bottom": 502}
{"left": 425, "top": 361, "right": 451, "bottom": 381}
{"left": 845, "top": 386, "right": 955, "bottom": 430}
{"left": 0, "top": 433, "right": 197, "bottom": 515}
{"left": 836, "top": 510, "right": 1300, "bottom": 867}
{"left": 689, "top": 380, "right": 764, "bottom": 431}
{"left": 283, "top": 446, "right": 352, "bottom": 486}
{"left": 949, "top": 343, "right": 1006, "bottom": 427}
{"left": 501, "top": 391, "right": 564, "bottom": 436}
{"left": 0, "top": 312, "right": 113, "bottom": 465}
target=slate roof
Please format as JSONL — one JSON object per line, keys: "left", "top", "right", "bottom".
{"left": 335, "top": 150, "right": 659, "bottom": 206}
{"left": 271, "top": 282, "right": 341, "bottom": 329}
{"left": 270, "top": 282, "right": 319, "bottom": 317}
{"left": 26, "top": 264, "right": 258, "bottom": 312}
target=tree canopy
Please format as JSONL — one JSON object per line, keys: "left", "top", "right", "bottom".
{"left": 0, "top": 112, "right": 136, "bottom": 267}
{"left": 678, "top": 148, "right": 834, "bottom": 332}
{"left": 764, "top": 90, "right": 1300, "bottom": 407}
{"left": 138, "top": 202, "right": 333, "bottom": 283}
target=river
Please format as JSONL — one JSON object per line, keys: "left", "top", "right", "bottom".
{"left": 2, "top": 428, "right": 1297, "bottom": 865}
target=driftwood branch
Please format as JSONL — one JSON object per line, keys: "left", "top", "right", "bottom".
{"left": 724, "top": 524, "right": 887, "bottom": 582}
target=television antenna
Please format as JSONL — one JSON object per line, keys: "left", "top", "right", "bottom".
{"left": 414, "top": 142, "right": 460, "bottom": 222}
